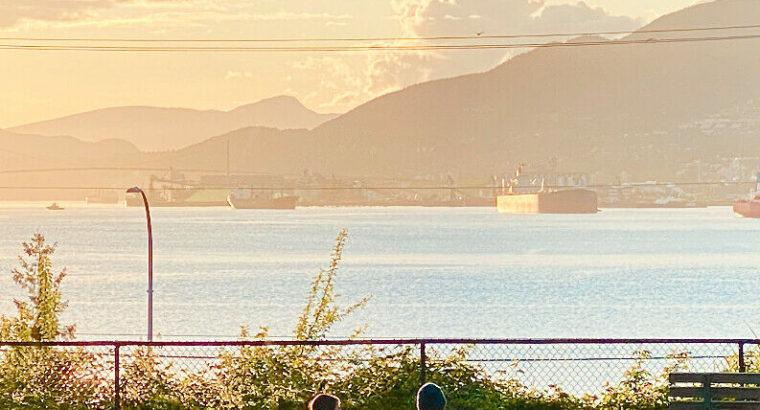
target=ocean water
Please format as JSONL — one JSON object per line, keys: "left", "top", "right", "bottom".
{"left": 1, "top": 205, "right": 759, "bottom": 340}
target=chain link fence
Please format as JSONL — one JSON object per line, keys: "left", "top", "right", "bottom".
{"left": 0, "top": 339, "right": 755, "bottom": 408}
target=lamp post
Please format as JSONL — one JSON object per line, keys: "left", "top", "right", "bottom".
{"left": 126, "top": 187, "right": 153, "bottom": 342}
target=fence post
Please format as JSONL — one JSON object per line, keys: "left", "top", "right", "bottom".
{"left": 114, "top": 344, "right": 120, "bottom": 410}
{"left": 739, "top": 343, "right": 746, "bottom": 372}
{"left": 420, "top": 342, "right": 427, "bottom": 386}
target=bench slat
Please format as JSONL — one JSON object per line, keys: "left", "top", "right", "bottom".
{"left": 670, "top": 386, "right": 709, "bottom": 398}
{"left": 669, "top": 402, "right": 707, "bottom": 410}
{"left": 673, "top": 388, "right": 760, "bottom": 400}
{"left": 672, "top": 401, "right": 760, "bottom": 409}
{"left": 670, "top": 373, "right": 760, "bottom": 409}
{"left": 671, "top": 373, "right": 709, "bottom": 384}
{"left": 712, "top": 402, "right": 760, "bottom": 409}
{"left": 710, "top": 374, "right": 760, "bottom": 385}
{"left": 671, "top": 373, "right": 760, "bottom": 385}
{"left": 712, "top": 387, "right": 760, "bottom": 400}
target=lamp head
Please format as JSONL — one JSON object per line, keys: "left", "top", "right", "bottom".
{"left": 126, "top": 187, "right": 142, "bottom": 193}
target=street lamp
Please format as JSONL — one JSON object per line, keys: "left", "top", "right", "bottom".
{"left": 126, "top": 186, "right": 153, "bottom": 342}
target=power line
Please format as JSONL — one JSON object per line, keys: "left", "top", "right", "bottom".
{"left": 0, "top": 167, "right": 276, "bottom": 175}
{"left": 0, "top": 181, "right": 753, "bottom": 191}
{"left": 2, "top": 23, "right": 759, "bottom": 43}
{"left": 1, "top": 33, "right": 760, "bottom": 53}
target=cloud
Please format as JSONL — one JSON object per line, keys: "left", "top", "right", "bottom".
{"left": 225, "top": 70, "right": 252, "bottom": 80}
{"left": 390, "top": 0, "right": 545, "bottom": 37}
{"left": 241, "top": 12, "right": 352, "bottom": 22}
{"left": 362, "top": 49, "right": 439, "bottom": 97}
{"left": 289, "top": 57, "right": 365, "bottom": 109}
{"left": 361, "top": 0, "right": 548, "bottom": 102}
{"left": 0, "top": 1, "right": 352, "bottom": 28}
{"left": 0, "top": 1, "right": 113, "bottom": 28}
{"left": 289, "top": 0, "right": 641, "bottom": 113}
{"left": 533, "top": 2, "right": 642, "bottom": 34}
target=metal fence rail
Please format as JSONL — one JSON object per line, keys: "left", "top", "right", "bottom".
{"left": 0, "top": 338, "right": 757, "bottom": 409}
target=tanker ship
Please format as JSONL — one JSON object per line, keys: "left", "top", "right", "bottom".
{"left": 497, "top": 189, "right": 598, "bottom": 214}
{"left": 734, "top": 197, "right": 760, "bottom": 218}
{"left": 227, "top": 189, "right": 298, "bottom": 210}
{"left": 496, "top": 166, "right": 598, "bottom": 214}
{"left": 125, "top": 174, "right": 228, "bottom": 207}
{"left": 733, "top": 172, "right": 760, "bottom": 218}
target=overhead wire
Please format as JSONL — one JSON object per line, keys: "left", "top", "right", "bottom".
{"left": 0, "top": 167, "right": 277, "bottom": 175}
{"left": 1, "top": 23, "right": 760, "bottom": 43}
{"left": 0, "top": 181, "right": 754, "bottom": 191}
{"left": 2, "top": 33, "right": 760, "bottom": 52}
{"left": 1, "top": 26, "right": 756, "bottom": 190}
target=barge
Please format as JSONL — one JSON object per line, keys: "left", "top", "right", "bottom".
{"left": 497, "top": 189, "right": 598, "bottom": 214}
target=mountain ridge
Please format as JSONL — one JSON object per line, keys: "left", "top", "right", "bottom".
{"left": 8, "top": 0, "right": 760, "bottom": 186}
{"left": 298, "top": 0, "right": 760, "bottom": 179}
{"left": 9, "top": 95, "right": 339, "bottom": 152}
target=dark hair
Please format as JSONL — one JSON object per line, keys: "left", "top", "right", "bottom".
{"left": 417, "top": 383, "right": 446, "bottom": 410}
{"left": 308, "top": 393, "right": 340, "bottom": 410}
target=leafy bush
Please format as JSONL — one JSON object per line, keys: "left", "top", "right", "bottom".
{"left": 0, "top": 234, "right": 110, "bottom": 408}
{"left": 0, "top": 232, "right": 687, "bottom": 409}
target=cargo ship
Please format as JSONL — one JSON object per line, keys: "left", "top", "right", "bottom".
{"left": 734, "top": 197, "right": 760, "bottom": 218}
{"left": 86, "top": 190, "right": 119, "bottom": 205}
{"left": 227, "top": 191, "right": 298, "bottom": 210}
{"left": 497, "top": 189, "right": 598, "bottom": 214}
{"left": 125, "top": 174, "right": 228, "bottom": 207}
{"left": 733, "top": 173, "right": 760, "bottom": 218}
{"left": 126, "top": 189, "right": 228, "bottom": 207}
{"left": 496, "top": 165, "right": 598, "bottom": 214}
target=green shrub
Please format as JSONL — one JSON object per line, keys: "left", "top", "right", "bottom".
{"left": 0, "top": 234, "right": 110, "bottom": 408}
{"left": 0, "top": 232, "right": 689, "bottom": 409}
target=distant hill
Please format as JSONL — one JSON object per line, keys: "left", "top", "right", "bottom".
{"left": 10, "top": 96, "right": 339, "bottom": 151}
{"left": 0, "top": 129, "right": 139, "bottom": 167}
{"left": 302, "top": 0, "right": 760, "bottom": 180}
{"left": 0, "top": 130, "right": 145, "bottom": 200}
{"left": 143, "top": 0, "right": 760, "bottom": 182}
{"left": 8, "top": 0, "right": 760, "bottom": 185}
{"left": 145, "top": 126, "right": 314, "bottom": 176}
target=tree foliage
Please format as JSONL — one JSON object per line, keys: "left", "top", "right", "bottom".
{"left": 0, "top": 233, "right": 74, "bottom": 342}
{"left": 0, "top": 234, "right": 108, "bottom": 409}
{"left": 294, "top": 229, "right": 370, "bottom": 341}
{"left": 0, "top": 232, "right": 685, "bottom": 409}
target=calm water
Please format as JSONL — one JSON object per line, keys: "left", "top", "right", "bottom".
{"left": 1, "top": 205, "right": 759, "bottom": 340}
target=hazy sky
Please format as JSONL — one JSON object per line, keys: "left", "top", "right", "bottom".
{"left": 0, "top": 0, "right": 701, "bottom": 127}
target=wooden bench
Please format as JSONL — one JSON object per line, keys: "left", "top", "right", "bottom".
{"left": 670, "top": 373, "right": 760, "bottom": 409}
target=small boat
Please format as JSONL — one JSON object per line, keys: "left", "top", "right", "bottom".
{"left": 46, "top": 203, "right": 64, "bottom": 211}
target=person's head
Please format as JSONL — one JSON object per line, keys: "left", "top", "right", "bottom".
{"left": 416, "top": 383, "right": 446, "bottom": 410}
{"left": 308, "top": 393, "right": 340, "bottom": 410}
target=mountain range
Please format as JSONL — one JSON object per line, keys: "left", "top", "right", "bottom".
{"left": 9, "top": 96, "right": 338, "bottom": 151}
{"left": 5, "top": 0, "right": 760, "bottom": 186}
{"left": 141, "top": 0, "right": 760, "bottom": 182}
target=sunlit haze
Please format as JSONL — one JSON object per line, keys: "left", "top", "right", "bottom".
{"left": 1, "top": 0, "right": 699, "bottom": 127}
{"left": 6, "top": 1, "right": 760, "bottom": 406}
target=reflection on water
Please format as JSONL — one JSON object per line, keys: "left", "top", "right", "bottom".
{"left": 1, "top": 206, "right": 759, "bottom": 340}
